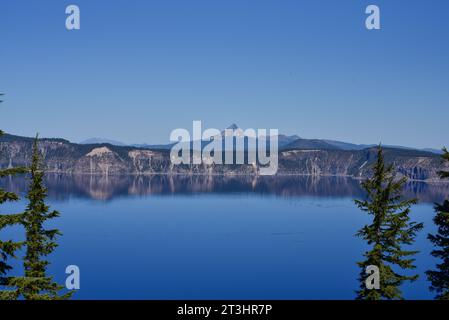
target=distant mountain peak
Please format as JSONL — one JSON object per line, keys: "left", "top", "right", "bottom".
{"left": 80, "top": 138, "right": 126, "bottom": 146}
{"left": 227, "top": 123, "right": 239, "bottom": 130}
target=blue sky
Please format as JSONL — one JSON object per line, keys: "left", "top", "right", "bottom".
{"left": 1, "top": 0, "right": 448, "bottom": 148}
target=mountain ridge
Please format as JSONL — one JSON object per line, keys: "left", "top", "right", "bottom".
{"left": 0, "top": 132, "right": 446, "bottom": 181}
{"left": 77, "top": 124, "right": 443, "bottom": 154}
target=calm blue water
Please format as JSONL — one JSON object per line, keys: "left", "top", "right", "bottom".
{"left": 1, "top": 175, "right": 447, "bottom": 299}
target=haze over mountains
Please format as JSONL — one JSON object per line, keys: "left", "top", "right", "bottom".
{"left": 79, "top": 124, "right": 443, "bottom": 154}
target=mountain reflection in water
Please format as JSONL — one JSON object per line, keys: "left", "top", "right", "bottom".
{"left": 1, "top": 174, "right": 448, "bottom": 203}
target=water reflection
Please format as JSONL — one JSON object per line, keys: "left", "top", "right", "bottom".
{"left": 1, "top": 174, "right": 448, "bottom": 203}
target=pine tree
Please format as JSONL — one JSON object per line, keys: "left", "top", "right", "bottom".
{"left": 427, "top": 147, "right": 449, "bottom": 299}
{"left": 438, "top": 148, "right": 449, "bottom": 179}
{"left": 17, "top": 136, "right": 72, "bottom": 300}
{"left": 0, "top": 94, "right": 27, "bottom": 300}
{"left": 355, "top": 146, "right": 423, "bottom": 300}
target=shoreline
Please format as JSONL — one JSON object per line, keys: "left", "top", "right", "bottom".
{"left": 36, "top": 171, "right": 449, "bottom": 184}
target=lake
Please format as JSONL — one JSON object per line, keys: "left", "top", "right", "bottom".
{"left": 1, "top": 174, "right": 448, "bottom": 300}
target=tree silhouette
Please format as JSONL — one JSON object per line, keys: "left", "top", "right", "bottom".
{"left": 17, "top": 137, "right": 72, "bottom": 299}
{"left": 355, "top": 146, "right": 423, "bottom": 300}
{"left": 427, "top": 148, "right": 449, "bottom": 300}
{"left": 0, "top": 94, "right": 28, "bottom": 299}
{"left": 1, "top": 95, "right": 71, "bottom": 299}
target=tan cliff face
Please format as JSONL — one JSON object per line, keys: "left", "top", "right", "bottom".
{"left": 0, "top": 137, "right": 448, "bottom": 181}
{"left": 77, "top": 146, "right": 128, "bottom": 175}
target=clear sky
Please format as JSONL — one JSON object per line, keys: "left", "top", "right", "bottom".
{"left": 1, "top": 0, "right": 448, "bottom": 148}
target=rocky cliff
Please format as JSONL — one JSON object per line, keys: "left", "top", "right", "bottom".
{"left": 0, "top": 134, "right": 447, "bottom": 181}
